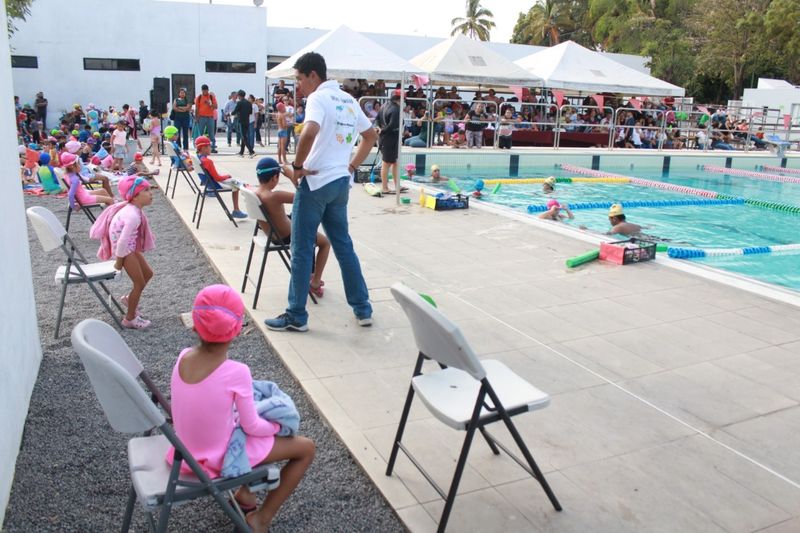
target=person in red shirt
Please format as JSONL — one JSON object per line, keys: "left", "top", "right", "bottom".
{"left": 195, "top": 136, "right": 247, "bottom": 218}
{"left": 195, "top": 84, "right": 218, "bottom": 153}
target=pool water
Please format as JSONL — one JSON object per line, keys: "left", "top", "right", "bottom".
{"left": 429, "top": 165, "right": 800, "bottom": 291}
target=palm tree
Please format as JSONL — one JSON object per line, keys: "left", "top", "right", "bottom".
{"left": 451, "top": 0, "right": 496, "bottom": 41}
{"left": 528, "top": 0, "right": 564, "bottom": 46}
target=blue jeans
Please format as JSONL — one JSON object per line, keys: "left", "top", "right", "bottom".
{"left": 173, "top": 116, "right": 191, "bottom": 150}
{"left": 404, "top": 136, "right": 427, "bottom": 147}
{"left": 196, "top": 116, "right": 216, "bottom": 149}
{"left": 227, "top": 118, "right": 241, "bottom": 144}
{"left": 286, "top": 176, "right": 371, "bottom": 324}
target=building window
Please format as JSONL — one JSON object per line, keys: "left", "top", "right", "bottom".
{"left": 267, "top": 55, "right": 288, "bottom": 71}
{"left": 205, "top": 61, "right": 256, "bottom": 74}
{"left": 83, "top": 58, "right": 140, "bottom": 71}
{"left": 11, "top": 55, "right": 38, "bottom": 68}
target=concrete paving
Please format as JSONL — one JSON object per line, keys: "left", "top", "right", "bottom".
{"left": 156, "top": 141, "right": 800, "bottom": 533}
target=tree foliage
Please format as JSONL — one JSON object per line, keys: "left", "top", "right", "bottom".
{"left": 509, "top": 0, "right": 800, "bottom": 103}
{"left": 451, "top": 0, "right": 496, "bottom": 41}
{"left": 6, "top": 0, "right": 34, "bottom": 36}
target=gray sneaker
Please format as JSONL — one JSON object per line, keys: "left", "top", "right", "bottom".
{"left": 265, "top": 313, "right": 308, "bottom": 332}
{"left": 357, "top": 316, "right": 373, "bottom": 327}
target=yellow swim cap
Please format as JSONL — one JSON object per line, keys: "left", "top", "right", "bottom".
{"left": 608, "top": 204, "right": 624, "bottom": 217}
{"left": 544, "top": 176, "right": 556, "bottom": 185}
{"left": 431, "top": 164, "right": 440, "bottom": 172}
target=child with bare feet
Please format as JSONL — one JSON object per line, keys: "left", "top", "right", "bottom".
{"left": 255, "top": 157, "right": 330, "bottom": 298}
{"left": 168, "top": 284, "right": 315, "bottom": 532}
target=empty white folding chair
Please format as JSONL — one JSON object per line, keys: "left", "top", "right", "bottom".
{"left": 386, "top": 283, "right": 562, "bottom": 532}
{"left": 26, "top": 206, "right": 124, "bottom": 337}
{"left": 190, "top": 154, "right": 238, "bottom": 229}
{"left": 71, "top": 318, "right": 281, "bottom": 533}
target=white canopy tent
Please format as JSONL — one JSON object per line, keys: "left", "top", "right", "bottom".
{"left": 515, "top": 40, "right": 685, "bottom": 97}
{"left": 409, "top": 34, "right": 542, "bottom": 87}
{"left": 265, "top": 25, "right": 421, "bottom": 80}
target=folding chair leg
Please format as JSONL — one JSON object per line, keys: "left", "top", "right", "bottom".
{"left": 121, "top": 485, "right": 137, "bottom": 533}
{"left": 165, "top": 167, "right": 173, "bottom": 197}
{"left": 478, "top": 427, "right": 500, "bottom": 455}
{"left": 252, "top": 247, "right": 269, "bottom": 309}
{"left": 54, "top": 279, "right": 69, "bottom": 337}
{"left": 192, "top": 187, "right": 203, "bottom": 222}
{"left": 65, "top": 207, "right": 73, "bottom": 233}
{"left": 156, "top": 460, "right": 182, "bottom": 533}
{"left": 85, "top": 279, "right": 124, "bottom": 330}
{"left": 98, "top": 280, "right": 125, "bottom": 314}
{"left": 386, "top": 353, "right": 426, "bottom": 476}
{"left": 215, "top": 192, "right": 238, "bottom": 228}
{"left": 181, "top": 170, "right": 199, "bottom": 195}
{"left": 241, "top": 229, "right": 258, "bottom": 293}
{"left": 196, "top": 192, "right": 206, "bottom": 228}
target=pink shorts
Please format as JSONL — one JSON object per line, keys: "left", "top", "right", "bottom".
{"left": 75, "top": 186, "right": 97, "bottom": 206}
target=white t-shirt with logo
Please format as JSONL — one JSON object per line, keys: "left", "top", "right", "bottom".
{"left": 303, "top": 80, "right": 371, "bottom": 191}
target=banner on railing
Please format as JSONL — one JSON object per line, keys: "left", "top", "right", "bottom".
{"left": 411, "top": 74, "right": 429, "bottom": 89}
{"left": 551, "top": 90, "right": 565, "bottom": 107}
{"left": 784, "top": 114, "right": 792, "bottom": 129}
{"left": 591, "top": 94, "right": 604, "bottom": 109}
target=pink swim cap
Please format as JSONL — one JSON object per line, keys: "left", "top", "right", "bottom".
{"left": 91, "top": 155, "right": 101, "bottom": 165}
{"left": 65, "top": 140, "right": 81, "bottom": 154}
{"left": 546, "top": 199, "right": 561, "bottom": 209}
{"left": 192, "top": 285, "right": 244, "bottom": 343}
{"left": 118, "top": 175, "right": 151, "bottom": 201}
{"left": 101, "top": 155, "right": 113, "bottom": 169}
{"left": 60, "top": 152, "right": 78, "bottom": 167}
{"left": 404, "top": 163, "right": 416, "bottom": 171}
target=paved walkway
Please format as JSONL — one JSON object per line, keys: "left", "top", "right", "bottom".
{"left": 157, "top": 144, "right": 800, "bottom": 533}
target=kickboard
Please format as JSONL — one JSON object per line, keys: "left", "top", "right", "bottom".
{"left": 364, "top": 183, "right": 383, "bottom": 197}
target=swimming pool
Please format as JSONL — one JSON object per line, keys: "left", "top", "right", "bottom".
{"left": 402, "top": 151, "right": 800, "bottom": 292}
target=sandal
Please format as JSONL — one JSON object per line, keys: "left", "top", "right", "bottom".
{"left": 309, "top": 280, "right": 325, "bottom": 298}
{"left": 121, "top": 316, "right": 151, "bottom": 330}
{"left": 120, "top": 294, "right": 142, "bottom": 317}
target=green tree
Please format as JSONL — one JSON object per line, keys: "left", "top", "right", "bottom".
{"left": 511, "top": 0, "right": 592, "bottom": 47}
{"left": 765, "top": 0, "right": 800, "bottom": 82}
{"left": 451, "top": 0, "right": 496, "bottom": 41}
{"left": 6, "top": 0, "right": 34, "bottom": 36}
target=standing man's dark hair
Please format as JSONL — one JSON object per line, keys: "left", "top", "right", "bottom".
{"left": 293, "top": 52, "right": 327, "bottom": 81}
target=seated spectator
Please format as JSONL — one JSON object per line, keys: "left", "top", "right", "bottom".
{"left": 129, "top": 152, "right": 160, "bottom": 179}
{"left": 195, "top": 136, "right": 247, "bottom": 218}
{"left": 254, "top": 158, "right": 329, "bottom": 298}
{"left": 404, "top": 111, "right": 430, "bottom": 147}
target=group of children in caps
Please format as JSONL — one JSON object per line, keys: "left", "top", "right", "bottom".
{"left": 23, "top": 129, "right": 318, "bottom": 529}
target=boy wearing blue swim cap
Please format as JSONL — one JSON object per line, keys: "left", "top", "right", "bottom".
{"left": 255, "top": 158, "right": 330, "bottom": 298}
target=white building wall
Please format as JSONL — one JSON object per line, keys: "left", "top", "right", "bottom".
{"left": 1, "top": 0, "right": 44, "bottom": 524}
{"left": 742, "top": 87, "right": 800, "bottom": 124}
{"left": 10, "top": 0, "right": 268, "bottom": 127}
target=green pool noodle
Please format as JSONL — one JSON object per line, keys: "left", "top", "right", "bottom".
{"left": 566, "top": 249, "right": 600, "bottom": 268}
{"left": 656, "top": 243, "right": 669, "bottom": 252}
{"left": 491, "top": 183, "right": 502, "bottom": 194}
{"left": 447, "top": 179, "right": 461, "bottom": 193}
{"left": 418, "top": 293, "right": 437, "bottom": 308}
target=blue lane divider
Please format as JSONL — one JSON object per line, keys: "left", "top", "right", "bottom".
{"left": 667, "top": 243, "right": 800, "bottom": 259}
{"left": 526, "top": 198, "right": 745, "bottom": 213}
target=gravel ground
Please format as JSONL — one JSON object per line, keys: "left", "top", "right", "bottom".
{"left": 5, "top": 191, "right": 404, "bottom": 532}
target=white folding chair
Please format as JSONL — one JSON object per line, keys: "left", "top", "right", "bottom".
{"left": 27, "top": 206, "right": 124, "bottom": 337}
{"left": 164, "top": 142, "right": 199, "bottom": 199}
{"left": 239, "top": 188, "right": 317, "bottom": 309}
{"left": 190, "top": 154, "right": 238, "bottom": 229}
{"left": 387, "top": 283, "right": 562, "bottom": 532}
{"left": 71, "top": 319, "right": 281, "bottom": 533}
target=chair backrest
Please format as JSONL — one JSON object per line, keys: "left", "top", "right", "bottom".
{"left": 71, "top": 319, "right": 166, "bottom": 433}
{"left": 74, "top": 318, "right": 145, "bottom": 378}
{"left": 390, "top": 283, "right": 486, "bottom": 380}
{"left": 240, "top": 187, "right": 268, "bottom": 222}
{"left": 190, "top": 154, "right": 206, "bottom": 178}
{"left": 165, "top": 141, "right": 179, "bottom": 159}
{"left": 26, "top": 205, "right": 67, "bottom": 252}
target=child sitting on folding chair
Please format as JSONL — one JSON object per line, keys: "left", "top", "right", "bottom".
{"left": 195, "top": 135, "right": 247, "bottom": 219}
{"left": 164, "top": 125, "right": 194, "bottom": 171}
{"left": 255, "top": 157, "right": 330, "bottom": 298}
{"left": 169, "top": 284, "right": 315, "bottom": 532}
{"left": 89, "top": 175, "right": 156, "bottom": 330}
{"left": 63, "top": 153, "right": 114, "bottom": 210}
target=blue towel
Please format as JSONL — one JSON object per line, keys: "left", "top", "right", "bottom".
{"left": 221, "top": 380, "right": 300, "bottom": 478}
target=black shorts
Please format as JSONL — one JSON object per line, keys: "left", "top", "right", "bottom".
{"left": 379, "top": 133, "right": 399, "bottom": 164}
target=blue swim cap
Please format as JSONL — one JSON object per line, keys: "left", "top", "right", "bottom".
{"left": 39, "top": 152, "right": 50, "bottom": 165}
{"left": 256, "top": 157, "right": 281, "bottom": 180}
{"left": 28, "top": 143, "right": 39, "bottom": 150}
{"left": 474, "top": 179, "right": 485, "bottom": 191}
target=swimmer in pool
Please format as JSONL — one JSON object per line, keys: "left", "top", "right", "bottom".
{"left": 605, "top": 204, "right": 642, "bottom": 236}
{"left": 538, "top": 199, "right": 573, "bottom": 221}
{"left": 430, "top": 164, "right": 446, "bottom": 182}
{"left": 542, "top": 176, "right": 556, "bottom": 193}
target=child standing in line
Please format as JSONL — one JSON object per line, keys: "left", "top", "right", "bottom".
{"left": 111, "top": 121, "right": 128, "bottom": 171}
{"left": 89, "top": 175, "right": 155, "bottom": 329}
{"left": 168, "top": 284, "right": 315, "bottom": 532}
{"left": 63, "top": 152, "right": 113, "bottom": 210}
{"left": 148, "top": 113, "right": 162, "bottom": 166}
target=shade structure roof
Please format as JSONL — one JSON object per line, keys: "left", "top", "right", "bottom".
{"left": 266, "top": 25, "right": 421, "bottom": 80}
{"left": 515, "top": 40, "right": 685, "bottom": 97}
{"left": 409, "top": 34, "right": 542, "bottom": 86}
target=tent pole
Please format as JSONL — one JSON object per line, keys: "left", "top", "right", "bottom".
{"left": 397, "top": 71, "right": 405, "bottom": 207}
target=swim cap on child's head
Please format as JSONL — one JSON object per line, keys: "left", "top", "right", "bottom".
{"left": 194, "top": 136, "right": 211, "bottom": 149}
{"left": 101, "top": 155, "right": 113, "bottom": 169}
{"left": 544, "top": 176, "right": 556, "bottom": 186}
{"left": 28, "top": 143, "right": 39, "bottom": 150}
{"left": 118, "top": 175, "right": 150, "bottom": 201}
{"left": 134, "top": 152, "right": 143, "bottom": 161}
{"left": 431, "top": 164, "right": 440, "bottom": 172}
{"left": 192, "top": 284, "right": 244, "bottom": 343}
{"left": 65, "top": 140, "right": 81, "bottom": 154}
{"left": 92, "top": 132, "right": 101, "bottom": 138}
{"left": 256, "top": 157, "right": 281, "bottom": 182}
{"left": 164, "top": 125, "right": 178, "bottom": 138}
{"left": 405, "top": 163, "right": 416, "bottom": 172}
{"left": 71, "top": 129, "right": 79, "bottom": 136}
{"left": 18, "top": 145, "right": 26, "bottom": 155}
{"left": 608, "top": 204, "right": 624, "bottom": 217}
{"left": 276, "top": 102, "right": 286, "bottom": 112}
{"left": 60, "top": 152, "right": 78, "bottom": 167}
{"left": 39, "top": 152, "right": 50, "bottom": 165}
{"left": 91, "top": 155, "right": 100, "bottom": 165}
{"left": 546, "top": 199, "right": 561, "bottom": 209}
{"left": 50, "top": 128, "right": 60, "bottom": 136}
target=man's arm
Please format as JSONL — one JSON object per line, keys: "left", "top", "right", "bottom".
{"left": 290, "top": 120, "right": 320, "bottom": 186}
{"left": 349, "top": 127, "right": 377, "bottom": 171}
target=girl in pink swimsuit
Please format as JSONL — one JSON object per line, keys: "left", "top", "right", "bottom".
{"left": 169, "top": 285, "right": 315, "bottom": 532}
{"left": 89, "top": 175, "right": 156, "bottom": 329}
{"left": 62, "top": 152, "right": 113, "bottom": 210}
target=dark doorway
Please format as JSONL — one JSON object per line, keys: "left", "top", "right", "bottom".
{"left": 171, "top": 74, "right": 195, "bottom": 103}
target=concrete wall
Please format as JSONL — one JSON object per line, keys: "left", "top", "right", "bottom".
{"left": 10, "top": 0, "right": 268, "bottom": 127}
{"left": 742, "top": 87, "right": 800, "bottom": 124}
{"left": 1, "top": 1, "right": 44, "bottom": 524}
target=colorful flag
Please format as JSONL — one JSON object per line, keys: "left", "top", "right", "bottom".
{"left": 551, "top": 89, "right": 565, "bottom": 107}
{"left": 591, "top": 94, "right": 604, "bottom": 109}
{"left": 411, "top": 74, "right": 429, "bottom": 89}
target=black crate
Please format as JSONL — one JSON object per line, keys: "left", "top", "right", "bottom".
{"left": 608, "top": 238, "right": 657, "bottom": 264}
{"left": 435, "top": 193, "right": 470, "bottom": 211}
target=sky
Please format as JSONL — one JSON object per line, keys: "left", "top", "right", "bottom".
{"left": 165, "top": 0, "right": 533, "bottom": 43}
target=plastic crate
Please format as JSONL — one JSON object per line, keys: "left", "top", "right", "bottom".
{"left": 599, "top": 238, "right": 656, "bottom": 265}
{"left": 434, "top": 193, "right": 470, "bottom": 211}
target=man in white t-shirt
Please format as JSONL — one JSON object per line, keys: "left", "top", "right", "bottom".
{"left": 265, "top": 52, "right": 378, "bottom": 333}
